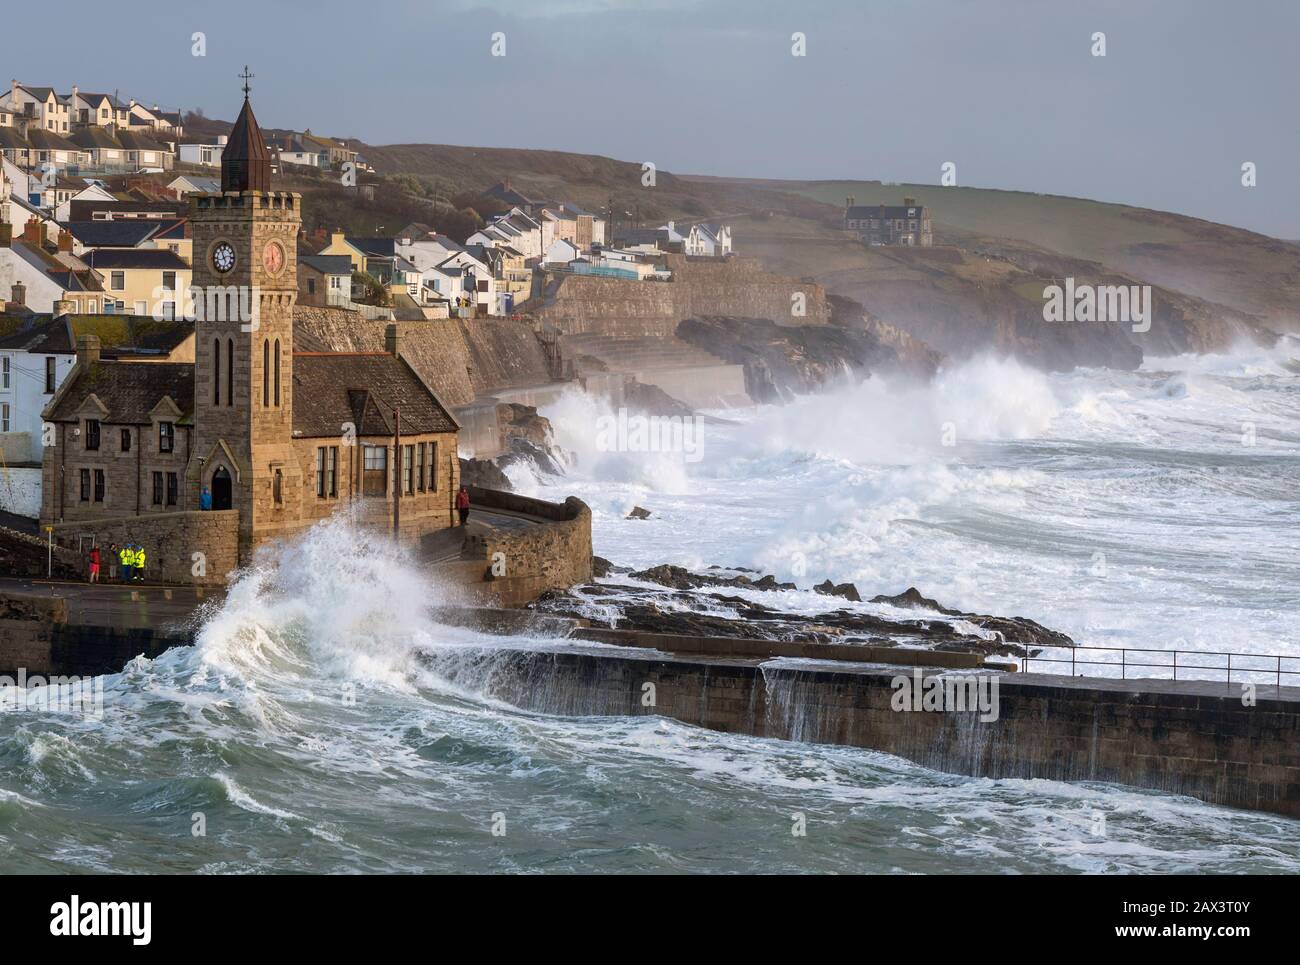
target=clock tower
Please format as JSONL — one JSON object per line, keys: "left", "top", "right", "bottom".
{"left": 186, "top": 70, "right": 302, "bottom": 557}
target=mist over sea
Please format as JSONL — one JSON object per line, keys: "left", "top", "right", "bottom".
{"left": 2, "top": 342, "right": 1298, "bottom": 873}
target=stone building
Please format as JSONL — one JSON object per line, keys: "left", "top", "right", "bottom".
{"left": 40, "top": 87, "right": 461, "bottom": 581}
{"left": 844, "top": 196, "right": 933, "bottom": 247}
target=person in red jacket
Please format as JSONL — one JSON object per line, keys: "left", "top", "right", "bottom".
{"left": 88, "top": 545, "right": 101, "bottom": 584}
{"left": 455, "top": 485, "right": 470, "bottom": 526}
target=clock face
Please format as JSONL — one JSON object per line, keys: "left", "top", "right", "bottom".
{"left": 212, "top": 242, "right": 236, "bottom": 274}
{"left": 263, "top": 241, "right": 285, "bottom": 275}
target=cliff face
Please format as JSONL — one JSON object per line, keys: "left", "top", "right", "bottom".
{"left": 527, "top": 255, "right": 830, "bottom": 337}
{"left": 676, "top": 308, "right": 939, "bottom": 403}
{"left": 738, "top": 223, "right": 1277, "bottom": 371}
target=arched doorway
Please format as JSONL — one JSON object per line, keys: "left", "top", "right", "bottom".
{"left": 211, "top": 466, "right": 233, "bottom": 510}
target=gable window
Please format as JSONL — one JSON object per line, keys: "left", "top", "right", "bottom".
{"left": 166, "top": 472, "right": 178, "bottom": 506}
{"left": 152, "top": 471, "right": 163, "bottom": 505}
{"left": 84, "top": 419, "right": 100, "bottom": 451}
{"left": 80, "top": 468, "right": 90, "bottom": 501}
{"left": 110, "top": 271, "right": 125, "bottom": 290}
{"left": 93, "top": 468, "right": 105, "bottom": 503}
{"left": 159, "top": 421, "right": 174, "bottom": 453}
{"left": 45, "top": 357, "right": 57, "bottom": 393}
{"left": 120, "top": 428, "right": 131, "bottom": 452}
{"left": 362, "top": 445, "right": 387, "bottom": 497}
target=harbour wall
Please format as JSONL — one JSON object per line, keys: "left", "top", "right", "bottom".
{"left": 424, "top": 642, "right": 1300, "bottom": 819}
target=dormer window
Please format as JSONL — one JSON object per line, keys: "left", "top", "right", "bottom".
{"left": 84, "top": 419, "right": 100, "bottom": 451}
{"left": 159, "top": 421, "right": 175, "bottom": 453}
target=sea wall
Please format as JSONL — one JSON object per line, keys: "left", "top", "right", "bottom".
{"left": 531, "top": 256, "right": 831, "bottom": 337}
{"left": 456, "top": 488, "right": 593, "bottom": 607}
{"left": 0, "top": 593, "right": 193, "bottom": 676}
{"left": 48, "top": 509, "right": 240, "bottom": 586}
{"left": 425, "top": 646, "right": 1300, "bottom": 819}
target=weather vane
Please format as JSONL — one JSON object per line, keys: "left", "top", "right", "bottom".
{"left": 239, "top": 65, "right": 254, "bottom": 98}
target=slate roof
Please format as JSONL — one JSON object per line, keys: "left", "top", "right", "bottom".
{"left": 83, "top": 248, "right": 190, "bottom": 270}
{"left": 61, "top": 220, "right": 166, "bottom": 248}
{"left": 0, "top": 313, "right": 193, "bottom": 356}
{"left": 26, "top": 129, "right": 80, "bottom": 151}
{"left": 292, "top": 352, "right": 458, "bottom": 439}
{"left": 70, "top": 127, "right": 123, "bottom": 150}
{"left": 0, "top": 127, "right": 32, "bottom": 150}
{"left": 298, "top": 254, "right": 352, "bottom": 275}
{"left": 46, "top": 359, "right": 195, "bottom": 425}
{"left": 117, "top": 130, "right": 170, "bottom": 152}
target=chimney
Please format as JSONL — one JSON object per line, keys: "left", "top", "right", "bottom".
{"left": 57, "top": 230, "right": 73, "bottom": 253}
{"left": 10, "top": 281, "right": 25, "bottom": 307}
{"left": 0, "top": 222, "right": 11, "bottom": 248}
{"left": 385, "top": 323, "right": 404, "bottom": 358}
{"left": 846, "top": 195, "right": 855, "bottom": 209}
{"left": 903, "top": 196, "right": 916, "bottom": 207}
{"left": 72, "top": 85, "right": 79, "bottom": 104}
{"left": 76, "top": 334, "right": 100, "bottom": 368}
{"left": 54, "top": 298, "right": 75, "bottom": 318}
{"left": 21, "top": 218, "right": 46, "bottom": 246}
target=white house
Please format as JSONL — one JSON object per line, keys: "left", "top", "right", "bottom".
{"left": 394, "top": 232, "right": 465, "bottom": 273}
{"left": 178, "top": 136, "right": 226, "bottom": 169}
{"left": 54, "top": 182, "right": 115, "bottom": 222}
{"left": 543, "top": 238, "right": 580, "bottom": 266}
{"left": 0, "top": 315, "right": 78, "bottom": 472}
{"left": 168, "top": 174, "right": 221, "bottom": 198}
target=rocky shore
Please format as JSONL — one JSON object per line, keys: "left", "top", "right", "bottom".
{"left": 537, "top": 558, "right": 1073, "bottom": 659}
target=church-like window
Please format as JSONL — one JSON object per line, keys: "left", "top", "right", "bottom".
{"left": 213, "top": 337, "right": 221, "bottom": 405}
{"left": 262, "top": 339, "right": 270, "bottom": 406}
{"left": 273, "top": 468, "right": 283, "bottom": 505}
{"left": 226, "top": 338, "right": 234, "bottom": 407}
{"left": 273, "top": 339, "right": 281, "bottom": 407}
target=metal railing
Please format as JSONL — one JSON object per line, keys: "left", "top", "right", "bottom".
{"left": 1021, "top": 645, "right": 1300, "bottom": 687}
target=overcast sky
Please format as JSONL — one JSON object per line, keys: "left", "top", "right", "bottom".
{"left": 11, "top": 0, "right": 1298, "bottom": 237}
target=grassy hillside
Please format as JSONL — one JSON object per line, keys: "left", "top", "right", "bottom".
{"left": 726, "top": 179, "right": 1300, "bottom": 332}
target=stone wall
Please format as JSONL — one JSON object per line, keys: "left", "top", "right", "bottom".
{"left": 456, "top": 488, "right": 593, "bottom": 606}
{"left": 49, "top": 509, "right": 240, "bottom": 586}
{"left": 294, "top": 307, "right": 553, "bottom": 407}
{"left": 424, "top": 646, "right": 1300, "bottom": 819}
{"left": 530, "top": 255, "right": 831, "bottom": 337}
